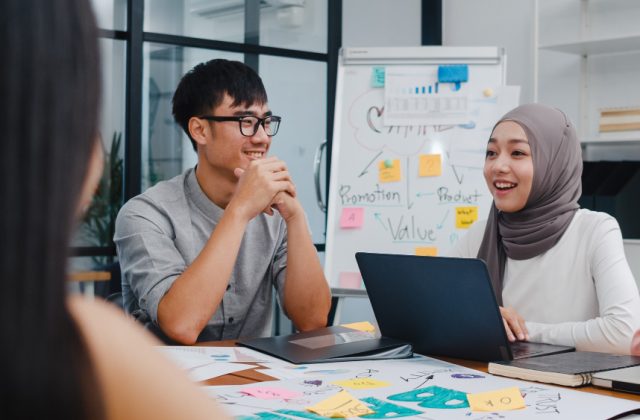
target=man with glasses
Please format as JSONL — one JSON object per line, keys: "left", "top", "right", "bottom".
{"left": 115, "top": 59, "right": 331, "bottom": 344}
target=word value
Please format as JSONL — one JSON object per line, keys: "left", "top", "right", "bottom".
{"left": 387, "top": 215, "right": 436, "bottom": 242}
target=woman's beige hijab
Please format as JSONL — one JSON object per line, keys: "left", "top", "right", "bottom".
{"left": 477, "top": 103, "right": 583, "bottom": 305}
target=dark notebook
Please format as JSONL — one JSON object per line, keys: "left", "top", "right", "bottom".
{"left": 489, "top": 351, "right": 640, "bottom": 387}
{"left": 355, "top": 252, "right": 574, "bottom": 362}
{"left": 237, "top": 325, "right": 413, "bottom": 364}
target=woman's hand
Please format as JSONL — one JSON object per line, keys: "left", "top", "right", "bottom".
{"left": 500, "top": 306, "right": 529, "bottom": 342}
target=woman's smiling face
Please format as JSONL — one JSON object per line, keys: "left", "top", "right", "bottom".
{"left": 484, "top": 120, "right": 534, "bottom": 213}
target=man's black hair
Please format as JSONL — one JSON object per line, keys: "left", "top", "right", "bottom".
{"left": 172, "top": 59, "right": 268, "bottom": 151}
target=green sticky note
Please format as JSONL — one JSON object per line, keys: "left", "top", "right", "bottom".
{"left": 384, "top": 159, "right": 393, "bottom": 168}
{"left": 371, "top": 66, "right": 385, "bottom": 88}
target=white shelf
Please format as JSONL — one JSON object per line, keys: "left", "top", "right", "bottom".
{"left": 540, "top": 34, "right": 640, "bottom": 56}
{"left": 582, "top": 131, "right": 640, "bottom": 145}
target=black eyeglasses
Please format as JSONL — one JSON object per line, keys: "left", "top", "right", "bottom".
{"left": 198, "top": 115, "right": 281, "bottom": 137}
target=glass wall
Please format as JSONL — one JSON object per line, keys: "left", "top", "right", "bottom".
{"left": 74, "top": 0, "right": 337, "bottom": 286}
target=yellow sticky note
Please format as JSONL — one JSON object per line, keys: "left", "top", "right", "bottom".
{"left": 332, "top": 378, "right": 391, "bottom": 390}
{"left": 379, "top": 159, "right": 401, "bottom": 183}
{"left": 415, "top": 246, "right": 438, "bottom": 257}
{"left": 455, "top": 206, "right": 478, "bottom": 229}
{"left": 340, "top": 321, "right": 376, "bottom": 333}
{"left": 467, "top": 387, "right": 525, "bottom": 412}
{"left": 307, "top": 390, "right": 374, "bottom": 418}
{"left": 419, "top": 154, "right": 442, "bottom": 177}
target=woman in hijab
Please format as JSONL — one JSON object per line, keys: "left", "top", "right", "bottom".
{"left": 449, "top": 103, "right": 640, "bottom": 354}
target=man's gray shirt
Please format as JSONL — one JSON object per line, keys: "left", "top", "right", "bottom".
{"left": 114, "top": 168, "right": 288, "bottom": 341}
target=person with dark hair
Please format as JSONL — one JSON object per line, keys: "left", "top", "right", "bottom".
{"left": 0, "top": 0, "right": 228, "bottom": 417}
{"left": 115, "top": 59, "right": 331, "bottom": 344}
{"left": 449, "top": 103, "right": 640, "bottom": 354}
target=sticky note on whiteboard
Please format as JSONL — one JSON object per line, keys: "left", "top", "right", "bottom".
{"left": 467, "top": 387, "right": 525, "bottom": 412}
{"left": 419, "top": 154, "right": 442, "bottom": 177}
{"left": 379, "top": 159, "right": 401, "bottom": 183}
{"left": 438, "top": 64, "right": 469, "bottom": 83}
{"left": 339, "top": 272, "right": 362, "bottom": 289}
{"left": 371, "top": 66, "right": 385, "bottom": 87}
{"left": 340, "top": 207, "right": 364, "bottom": 228}
{"left": 456, "top": 206, "right": 478, "bottom": 229}
{"left": 415, "top": 246, "right": 438, "bottom": 256}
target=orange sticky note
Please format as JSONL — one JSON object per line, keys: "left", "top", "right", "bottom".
{"left": 419, "top": 154, "right": 442, "bottom": 177}
{"left": 455, "top": 206, "right": 478, "bottom": 229}
{"left": 306, "top": 391, "right": 374, "bottom": 418}
{"left": 340, "top": 207, "right": 364, "bottom": 228}
{"left": 467, "top": 387, "right": 525, "bottom": 412}
{"left": 379, "top": 159, "right": 401, "bottom": 183}
{"left": 340, "top": 321, "right": 376, "bottom": 333}
{"left": 415, "top": 246, "right": 438, "bottom": 256}
{"left": 338, "top": 272, "right": 362, "bottom": 289}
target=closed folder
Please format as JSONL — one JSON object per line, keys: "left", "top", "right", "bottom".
{"left": 237, "top": 325, "right": 413, "bottom": 364}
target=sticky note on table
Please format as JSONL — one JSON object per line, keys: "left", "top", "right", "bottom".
{"left": 455, "top": 206, "right": 478, "bottom": 229}
{"left": 307, "top": 390, "right": 374, "bottom": 417}
{"left": 340, "top": 321, "right": 376, "bottom": 333}
{"left": 340, "top": 207, "right": 364, "bottom": 228}
{"left": 338, "top": 272, "right": 362, "bottom": 289}
{"left": 371, "top": 66, "right": 385, "bottom": 87}
{"left": 241, "top": 386, "right": 302, "bottom": 400}
{"left": 333, "top": 378, "right": 391, "bottom": 390}
{"left": 438, "top": 64, "right": 469, "bottom": 83}
{"left": 379, "top": 159, "right": 401, "bottom": 183}
{"left": 419, "top": 154, "right": 442, "bottom": 177}
{"left": 415, "top": 246, "right": 437, "bottom": 257}
{"left": 467, "top": 386, "right": 525, "bottom": 412}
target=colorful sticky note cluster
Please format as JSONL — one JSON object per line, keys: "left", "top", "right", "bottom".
{"left": 415, "top": 246, "right": 438, "bottom": 257}
{"left": 455, "top": 206, "right": 478, "bottom": 229}
{"left": 340, "top": 207, "right": 364, "bottom": 229}
{"left": 419, "top": 154, "right": 442, "bottom": 177}
{"left": 306, "top": 390, "right": 374, "bottom": 418}
{"left": 467, "top": 386, "right": 525, "bottom": 412}
{"left": 333, "top": 378, "right": 391, "bottom": 390}
{"left": 379, "top": 159, "right": 401, "bottom": 183}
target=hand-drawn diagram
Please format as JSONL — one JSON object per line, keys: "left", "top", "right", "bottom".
{"left": 325, "top": 54, "right": 520, "bottom": 288}
{"left": 207, "top": 356, "right": 639, "bottom": 419}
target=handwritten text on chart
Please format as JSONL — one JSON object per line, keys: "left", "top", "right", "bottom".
{"left": 340, "top": 184, "right": 401, "bottom": 206}
{"left": 437, "top": 187, "right": 482, "bottom": 204}
{"left": 386, "top": 215, "right": 436, "bottom": 242}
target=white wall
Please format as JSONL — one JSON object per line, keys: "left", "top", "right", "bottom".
{"left": 342, "top": 0, "right": 421, "bottom": 47}
{"left": 443, "top": 0, "right": 535, "bottom": 104}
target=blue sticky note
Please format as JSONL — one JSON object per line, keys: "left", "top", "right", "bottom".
{"left": 371, "top": 66, "right": 385, "bottom": 88}
{"left": 438, "top": 65, "right": 468, "bottom": 83}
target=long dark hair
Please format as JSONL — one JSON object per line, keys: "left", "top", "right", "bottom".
{"left": 0, "top": 0, "right": 103, "bottom": 417}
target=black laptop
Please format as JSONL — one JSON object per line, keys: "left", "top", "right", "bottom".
{"left": 355, "top": 252, "right": 574, "bottom": 362}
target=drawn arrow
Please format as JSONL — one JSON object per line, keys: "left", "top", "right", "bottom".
{"left": 406, "top": 157, "right": 414, "bottom": 209}
{"left": 452, "top": 165, "right": 464, "bottom": 185}
{"left": 374, "top": 212, "right": 387, "bottom": 230}
{"left": 358, "top": 151, "right": 383, "bottom": 177}
{"left": 416, "top": 192, "right": 435, "bottom": 198}
{"left": 436, "top": 209, "right": 449, "bottom": 229}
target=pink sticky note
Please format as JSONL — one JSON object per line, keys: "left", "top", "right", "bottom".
{"left": 339, "top": 272, "right": 362, "bottom": 289}
{"left": 241, "top": 387, "right": 302, "bottom": 400}
{"left": 340, "top": 207, "right": 364, "bottom": 228}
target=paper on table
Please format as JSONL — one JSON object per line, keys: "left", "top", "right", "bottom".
{"left": 158, "top": 345, "right": 271, "bottom": 363}
{"left": 188, "top": 362, "right": 255, "bottom": 382}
